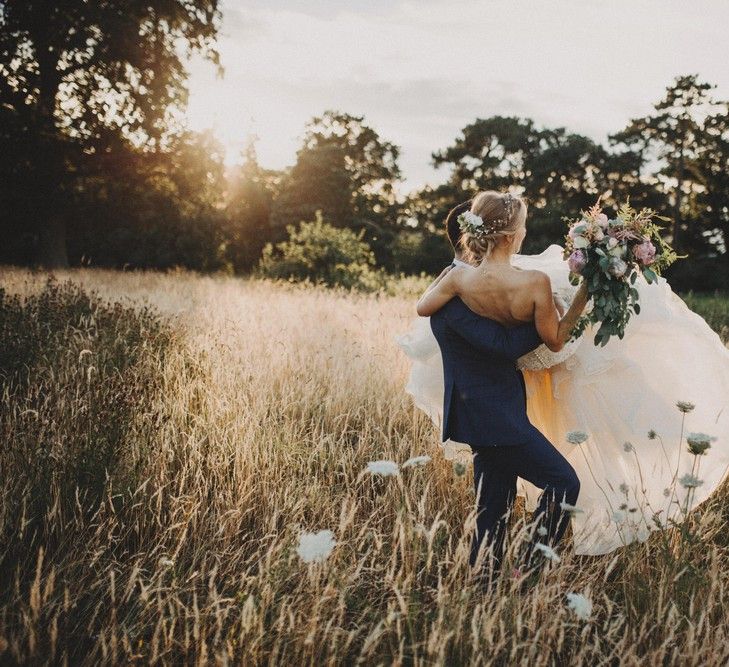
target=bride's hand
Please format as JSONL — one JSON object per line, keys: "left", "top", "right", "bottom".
{"left": 417, "top": 265, "right": 458, "bottom": 316}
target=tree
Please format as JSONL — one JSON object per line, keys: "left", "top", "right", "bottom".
{"left": 225, "top": 137, "right": 279, "bottom": 272}
{"left": 694, "top": 104, "right": 729, "bottom": 261}
{"left": 425, "top": 115, "right": 659, "bottom": 253}
{"left": 431, "top": 116, "right": 540, "bottom": 193}
{"left": 609, "top": 74, "right": 723, "bottom": 254}
{"left": 68, "top": 129, "right": 228, "bottom": 270}
{"left": 270, "top": 110, "right": 402, "bottom": 266}
{"left": 0, "top": 0, "right": 221, "bottom": 267}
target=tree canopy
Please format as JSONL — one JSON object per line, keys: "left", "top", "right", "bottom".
{"left": 0, "top": 0, "right": 221, "bottom": 266}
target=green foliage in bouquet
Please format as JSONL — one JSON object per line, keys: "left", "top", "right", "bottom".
{"left": 563, "top": 197, "right": 682, "bottom": 346}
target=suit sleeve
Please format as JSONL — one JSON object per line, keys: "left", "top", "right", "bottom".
{"left": 446, "top": 306, "right": 543, "bottom": 360}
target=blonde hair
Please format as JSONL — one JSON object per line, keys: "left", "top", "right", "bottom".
{"left": 458, "top": 190, "right": 527, "bottom": 262}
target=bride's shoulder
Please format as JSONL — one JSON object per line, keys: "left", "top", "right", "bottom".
{"left": 519, "top": 268, "right": 551, "bottom": 287}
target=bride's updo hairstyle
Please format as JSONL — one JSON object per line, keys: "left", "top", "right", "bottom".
{"left": 458, "top": 190, "right": 527, "bottom": 262}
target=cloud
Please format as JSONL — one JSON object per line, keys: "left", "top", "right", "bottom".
{"left": 187, "top": 0, "right": 729, "bottom": 191}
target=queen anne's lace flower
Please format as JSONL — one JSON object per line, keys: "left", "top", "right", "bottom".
{"left": 679, "top": 473, "right": 703, "bottom": 489}
{"left": 534, "top": 543, "right": 561, "bottom": 562}
{"left": 402, "top": 455, "right": 431, "bottom": 468}
{"left": 566, "top": 430, "right": 588, "bottom": 445}
{"left": 365, "top": 460, "right": 400, "bottom": 476}
{"left": 560, "top": 501, "right": 584, "bottom": 515}
{"left": 686, "top": 432, "right": 714, "bottom": 456}
{"left": 453, "top": 461, "right": 467, "bottom": 476}
{"left": 566, "top": 592, "right": 593, "bottom": 620}
{"left": 297, "top": 529, "right": 336, "bottom": 563}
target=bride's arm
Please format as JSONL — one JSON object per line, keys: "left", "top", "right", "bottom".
{"left": 533, "top": 274, "right": 589, "bottom": 352}
{"left": 416, "top": 268, "right": 459, "bottom": 316}
{"left": 553, "top": 293, "right": 567, "bottom": 317}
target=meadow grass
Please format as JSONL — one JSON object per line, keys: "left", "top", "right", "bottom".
{"left": 680, "top": 292, "right": 729, "bottom": 342}
{"left": 1, "top": 267, "right": 729, "bottom": 666}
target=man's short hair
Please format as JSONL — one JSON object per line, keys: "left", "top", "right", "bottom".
{"left": 445, "top": 199, "right": 473, "bottom": 251}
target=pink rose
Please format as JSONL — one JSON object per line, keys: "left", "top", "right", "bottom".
{"left": 633, "top": 240, "right": 656, "bottom": 265}
{"left": 568, "top": 249, "right": 587, "bottom": 274}
{"left": 596, "top": 213, "right": 609, "bottom": 228}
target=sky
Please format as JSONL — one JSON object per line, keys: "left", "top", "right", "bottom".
{"left": 185, "top": 0, "right": 729, "bottom": 193}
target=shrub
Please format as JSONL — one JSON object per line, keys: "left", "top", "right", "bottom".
{"left": 0, "top": 278, "right": 174, "bottom": 541}
{"left": 680, "top": 292, "right": 729, "bottom": 342}
{"left": 258, "top": 212, "right": 385, "bottom": 291}
{"left": 664, "top": 256, "right": 729, "bottom": 293}
{"left": 388, "top": 230, "right": 454, "bottom": 276}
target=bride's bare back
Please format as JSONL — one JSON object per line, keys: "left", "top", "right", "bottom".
{"left": 450, "top": 264, "right": 540, "bottom": 327}
{"left": 416, "top": 258, "right": 589, "bottom": 352}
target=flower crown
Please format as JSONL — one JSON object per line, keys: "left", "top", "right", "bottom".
{"left": 457, "top": 193, "right": 517, "bottom": 237}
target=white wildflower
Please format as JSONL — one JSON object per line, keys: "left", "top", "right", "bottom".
{"left": 297, "top": 529, "right": 336, "bottom": 563}
{"left": 686, "top": 432, "right": 714, "bottom": 456}
{"left": 365, "top": 460, "right": 400, "bottom": 477}
{"left": 566, "top": 592, "right": 593, "bottom": 620}
{"left": 402, "top": 455, "right": 431, "bottom": 469}
{"left": 560, "top": 501, "right": 584, "bottom": 515}
{"left": 534, "top": 543, "right": 561, "bottom": 563}
{"left": 566, "top": 430, "right": 588, "bottom": 445}
{"left": 536, "top": 526, "right": 548, "bottom": 537}
{"left": 678, "top": 473, "right": 703, "bottom": 489}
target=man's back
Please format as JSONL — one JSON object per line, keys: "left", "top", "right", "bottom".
{"left": 430, "top": 297, "right": 542, "bottom": 448}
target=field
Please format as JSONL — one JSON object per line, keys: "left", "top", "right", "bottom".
{"left": 2, "top": 267, "right": 729, "bottom": 666}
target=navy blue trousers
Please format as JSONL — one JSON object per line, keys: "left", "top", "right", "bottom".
{"left": 469, "top": 425, "right": 580, "bottom": 575}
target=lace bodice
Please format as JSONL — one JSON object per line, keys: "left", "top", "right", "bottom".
{"left": 516, "top": 285, "right": 582, "bottom": 370}
{"left": 517, "top": 337, "right": 581, "bottom": 370}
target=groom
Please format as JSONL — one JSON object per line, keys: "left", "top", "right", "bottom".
{"left": 432, "top": 203, "right": 580, "bottom": 584}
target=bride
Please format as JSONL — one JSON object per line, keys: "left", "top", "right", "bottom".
{"left": 397, "top": 193, "right": 729, "bottom": 556}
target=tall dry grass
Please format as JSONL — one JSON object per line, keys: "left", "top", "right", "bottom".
{"left": 1, "top": 266, "right": 729, "bottom": 666}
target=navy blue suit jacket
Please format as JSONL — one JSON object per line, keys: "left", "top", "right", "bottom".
{"left": 430, "top": 296, "right": 543, "bottom": 448}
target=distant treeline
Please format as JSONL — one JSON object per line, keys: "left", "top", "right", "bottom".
{"left": 1, "top": 3, "right": 729, "bottom": 290}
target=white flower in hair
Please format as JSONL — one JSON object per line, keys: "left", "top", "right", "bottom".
{"left": 461, "top": 211, "right": 484, "bottom": 228}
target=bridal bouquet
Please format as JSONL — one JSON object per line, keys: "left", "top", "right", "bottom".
{"left": 563, "top": 197, "right": 679, "bottom": 346}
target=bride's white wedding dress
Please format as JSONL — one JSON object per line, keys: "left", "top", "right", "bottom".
{"left": 396, "top": 244, "right": 729, "bottom": 556}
